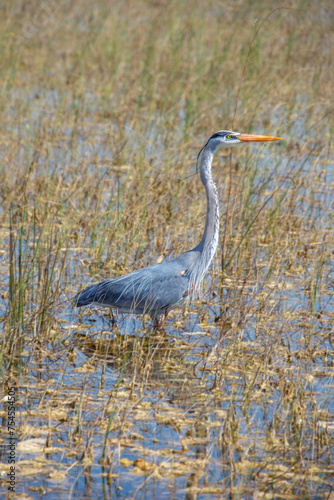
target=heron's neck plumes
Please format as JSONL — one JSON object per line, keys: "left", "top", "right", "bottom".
{"left": 190, "top": 147, "right": 219, "bottom": 287}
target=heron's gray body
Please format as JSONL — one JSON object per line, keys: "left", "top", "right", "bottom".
{"left": 74, "top": 129, "right": 280, "bottom": 325}
{"left": 75, "top": 250, "right": 200, "bottom": 317}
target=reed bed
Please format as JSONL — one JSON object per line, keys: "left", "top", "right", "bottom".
{"left": 0, "top": 1, "right": 333, "bottom": 498}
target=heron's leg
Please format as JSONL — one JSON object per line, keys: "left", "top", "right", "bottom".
{"left": 153, "top": 312, "right": 167, "bottom": 330}
{"left": 108, "top": 309, "right": 117, "bottom": 327}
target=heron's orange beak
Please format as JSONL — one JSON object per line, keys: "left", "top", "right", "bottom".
{"left": 238, "top": 134, "right": 281, "bottom": 142}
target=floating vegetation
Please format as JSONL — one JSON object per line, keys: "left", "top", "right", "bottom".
{"left": 0, "top": 1, "right": 333, "bottom": 498}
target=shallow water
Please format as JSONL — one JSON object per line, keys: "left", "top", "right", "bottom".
{"left": 0, "top": 88, "right": 333, "bottom": 499}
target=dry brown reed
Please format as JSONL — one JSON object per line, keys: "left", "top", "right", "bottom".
{"left": 0, "top": 1, "right": 333, "bottom": 498}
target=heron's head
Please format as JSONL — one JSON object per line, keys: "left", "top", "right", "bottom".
{"left": 205, "top": 130, "right": 281, "bottom": 152}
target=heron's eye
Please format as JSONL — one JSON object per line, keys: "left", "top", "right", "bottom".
{"left": 226, "top": 135, "right": 231, "bottom": 139}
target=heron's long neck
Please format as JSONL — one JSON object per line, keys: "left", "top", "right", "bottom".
{"left": 191, "top": 148, "right": 219, "bottom": 283}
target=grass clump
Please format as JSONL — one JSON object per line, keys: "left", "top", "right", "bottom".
{"left": 0, "top": 1, "right": 333, "bottom": 498}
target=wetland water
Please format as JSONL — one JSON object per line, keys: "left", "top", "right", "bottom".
{"left": 1, "top": 1, "right": 334, "bottom": 497}
{"left": 1, "top": 89, "right": 333, "bottom": 499}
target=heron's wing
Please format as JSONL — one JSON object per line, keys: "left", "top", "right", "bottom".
{"left": 74, "top": 261, "right": 191, "bottom": 313}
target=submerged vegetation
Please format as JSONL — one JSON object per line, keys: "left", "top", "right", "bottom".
{"left": 0, "top": 0, "right": 333, "bottom": 498}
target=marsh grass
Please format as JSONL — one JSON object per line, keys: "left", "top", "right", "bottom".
{"left": 0, "top": 0, "right": 333, "bottom": 498}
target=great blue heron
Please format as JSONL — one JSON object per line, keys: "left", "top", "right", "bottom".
{"left": 74, "top": 130, "right": 281, "bottom": 327}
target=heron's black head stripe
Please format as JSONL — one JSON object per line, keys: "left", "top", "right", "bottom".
{"left": 210, "top": 132, "right": 225, "bottom": 139}
{"left": 209, "top": 130, "right": 235, "bottom": 140}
